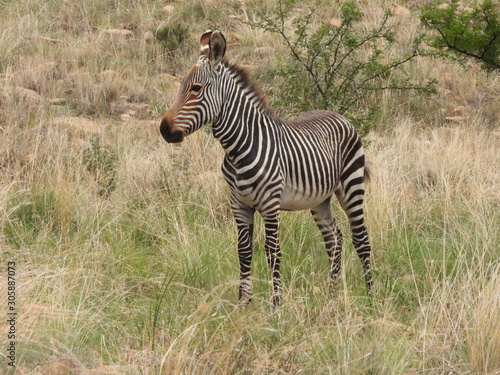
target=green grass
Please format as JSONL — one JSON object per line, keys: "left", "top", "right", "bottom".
{"left": 2, "top": 148, "right": 498, "bottom": 373}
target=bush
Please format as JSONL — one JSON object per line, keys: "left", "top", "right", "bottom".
{"left": 421, "top": 0, "right": 500, "bottom": 71}
{"left": 251, "top": 0, "right": 436, "bottom": 132}
{"left": 155, "top": 22, "right": 190, "bottom": 51}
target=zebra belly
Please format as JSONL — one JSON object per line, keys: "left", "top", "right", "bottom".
{"left": 279, "top": 187, "right": 332, "bottom": 211}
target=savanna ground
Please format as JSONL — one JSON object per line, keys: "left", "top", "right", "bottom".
{"left": 0, "top": 0, "right": 499, "bottom": 374}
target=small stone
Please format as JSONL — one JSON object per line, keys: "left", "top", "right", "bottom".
{"left": 50, "top": 98, "right": 67, "bottom": 105}
{"left": 12, "top": 86, "right": 42, "bottom": 106}
{"left": 144, "top": 30, "right": 154, "bottom": 43}
{"left": 101, "top": 29, "right": 134, "bottom": 38}
{"left": 39, "top": 358, "right": 77, "bottom": 375}
{"left": 162, "top": 5, "right": 175, "bottom": 14}
{"left": 0, "top": 91, "right": 11, "bottom": 105}
{"left": 456, "top": 5, "right": 474, "bottom": 13}
{"left": 329, "top": 18, "right": 342, "bottom": 27}
{"left": 445, "top": 116, "right": 466, "bottom": 123}
{"left": 451, "top": 106, "right": 467, "bottom": 117}
{"left": 119, "top": 113, "right": 133, "bottom": 120}
{"left": 52, "top": 116, "right": 101, "bottom": 133}
{"left": 391, "top": 3, "right": 411, "bottom": 16}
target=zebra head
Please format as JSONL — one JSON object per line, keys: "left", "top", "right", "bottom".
{"left": 160, "top": 30, "right": 227, "bottom": 143}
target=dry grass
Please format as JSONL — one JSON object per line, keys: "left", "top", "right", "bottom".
{"left": 0, "top": 0, "right": 499, "bottom": 374}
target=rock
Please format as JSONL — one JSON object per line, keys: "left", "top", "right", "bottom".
{"left": 114, "top": 101, "right": 152, "bottom": 118}
{"left": 445, "top": 116, "right": 466, "bottom": 123}
{"left": 101, "top": 29, "right": 134, "bottom": 39}
{"left": 329, "top": 18, "right": 342, "bottom": 27}
{"left": 52, "top": 116, "right": 102, "bottom": 133}
{"left": 457, "top": 5, "right": 474, "bottom": 13}
{"left": 0, "top": 91, "right": 11, "bottom": 105}
{"left": 144, "top": 30, "right": 154, "bottom": 43}
{"left": 50, "top": 98, "right": 67, "bottom": 105}
{"left": 39, "top": 358, "right": 77, "bottom": 375}
{"left": 391, "top": 3, "right": 411, "bottom": 16}
{"left": 451, "top": 105, "right": 468, "bottom": 117}
{"left": 11, "top": 86, "right": 42, "bottom": 106}
{"left": 162, "top": 5, "right": 175, "bottom": 14}
{"left": 119, "top": 113, "right": 133, "bottom": 120}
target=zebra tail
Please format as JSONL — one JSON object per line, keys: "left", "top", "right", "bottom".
{"left": 364, "top": 159, "right": 372, "bottom": 183}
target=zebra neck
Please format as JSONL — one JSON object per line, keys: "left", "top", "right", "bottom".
{"left": 213, "top": 89, "right": 276, "bottom": 162}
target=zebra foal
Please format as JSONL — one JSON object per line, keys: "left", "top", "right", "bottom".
{"left": 160, "top": 30, "right": 373, "bottom": 305}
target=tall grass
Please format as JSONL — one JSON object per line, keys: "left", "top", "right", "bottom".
{"left": 1, "top": 0, "right": 499, "bottom": 374}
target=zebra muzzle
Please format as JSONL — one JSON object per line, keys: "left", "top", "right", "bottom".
{"left": 160, "top": 117, "right": 185, "bottom": 143}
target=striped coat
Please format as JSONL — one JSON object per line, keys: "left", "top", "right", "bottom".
{"left": 160, "top": 30, "right": 372, "bottom": 305}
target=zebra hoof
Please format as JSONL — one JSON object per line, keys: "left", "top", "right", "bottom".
{"left": 272, "top": 294, "right": 282, "bottom": 307}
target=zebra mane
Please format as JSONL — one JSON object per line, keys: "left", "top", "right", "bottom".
{"left": 223, "top": 60, "right": 274, "bottom": 116}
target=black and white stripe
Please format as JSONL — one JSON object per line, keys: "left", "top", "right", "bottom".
{"left": 160, "top": 31, "right": 373, "bottom": 305}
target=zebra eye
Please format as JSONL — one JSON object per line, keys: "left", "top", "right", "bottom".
{"left": 191, "top": 84, "right": 203, "bottom": 93}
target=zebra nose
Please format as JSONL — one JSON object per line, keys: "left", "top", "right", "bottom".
{"left": 160, "top": 117, "right": 184, "bottom": 143}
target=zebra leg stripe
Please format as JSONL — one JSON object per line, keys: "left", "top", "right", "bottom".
{"left": 234, "top": 202, "right": 255, "bottom": 305}
{"left": 352, "top": 227, "right": 373, "bottom": 293}
{"left": 311, "top": 199, "right": 343, "bottom": 293}
{"left": 262, "top": 212, "right": 282, "bottom": 306}
{"left": 336, "top": 171, "right": 373, "bottom": 294}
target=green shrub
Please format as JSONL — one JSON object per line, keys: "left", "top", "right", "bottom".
{"left": 421, "top": 0, "right": 500, "bottom": 71}
{"left": 154, "top": 22, "right": 190, "bottom": 51}
{"left": 251, "top": 0, "right": 436, "bottom": 133}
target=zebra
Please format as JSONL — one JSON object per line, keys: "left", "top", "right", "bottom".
{"left": 160, "top": 30, "right": 373, "bottom": 305}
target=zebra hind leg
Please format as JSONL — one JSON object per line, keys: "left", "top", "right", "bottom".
{"left": 335, "top": 185, "right": 373, "bottom": 295}
{"left": 311, "top": 198, "right": 343, "bottom": 294}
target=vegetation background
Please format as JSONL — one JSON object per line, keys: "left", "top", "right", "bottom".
{"left": 0, "top": 0, "right": 499, "bottom": 374}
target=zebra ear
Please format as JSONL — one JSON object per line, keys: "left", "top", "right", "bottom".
{"left": 209, "top": 31, "right": 226, "bottom": 66}
{"left": 200, "top": 30, "right": 212, "bottom": 58}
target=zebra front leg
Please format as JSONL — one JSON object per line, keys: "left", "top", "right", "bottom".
{"left": 234, "top": 207, "right": 255, "bottom": 305}
{"left": 262, "top": 212, "right": 282, "bottom": 306}
{"left": 311, "top": 199, "right": 343, "bottom": 294}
